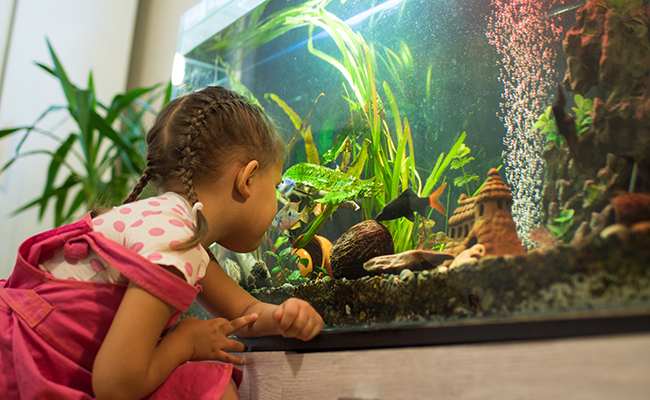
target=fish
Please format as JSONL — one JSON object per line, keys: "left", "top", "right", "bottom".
{"left": 544, "top": 3, "right": 585, "bottom": 19}
{"left": 272, "top": 201, "right": 308, "bottom": 231}
{"left": 375, "top": 183, "right": 447, "bottom": 222}
{"left": 277, "top": 178, "right": 296, "bottom": 197}
{"left": 528, "top": 226, "right": 559, "bottom": 250}
{"left": 552, "top": 84, "right": 582, "bottom": 166}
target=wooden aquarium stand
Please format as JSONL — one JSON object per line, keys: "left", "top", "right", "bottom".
{"left": 237, "top": 311, "right": 650, "bottom": 400}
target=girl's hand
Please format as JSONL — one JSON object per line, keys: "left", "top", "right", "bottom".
{"left": 173, "top": 314, "right": 258, "bottom": 365}
{"left": 272, "top": 298, "right": 324, "bottom": 341}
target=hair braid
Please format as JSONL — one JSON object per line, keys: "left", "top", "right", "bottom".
{"left": 123, "top": 166, "right": 153, "bottom": 204}
{"left": 172, "top": 103, "right": 211, "bottom": 250}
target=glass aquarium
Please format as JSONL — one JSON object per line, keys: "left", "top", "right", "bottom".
{"left": 175, "top": 0, "right": 650, "bottom": 332}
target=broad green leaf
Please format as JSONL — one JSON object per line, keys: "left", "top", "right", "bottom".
{"left": 65, "top": 187, "right": 87, "bottom": 222}
{"left": 555, "top": 209, "right": 575, "bottom": 222}
{"left": 90, "top": 111, "right": 136, "bottom": 155}
{"left": 347, "top": 138, "right": 370, "bottom": 178}
{"left": 283, "top": 163, "right": 382, "bottom": 202}
{"left": 422, "top": 131, "right": 465, "bottom": 195}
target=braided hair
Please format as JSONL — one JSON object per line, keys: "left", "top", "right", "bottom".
{"left": 124, "top": 86, "right": 284, "bottom": 250}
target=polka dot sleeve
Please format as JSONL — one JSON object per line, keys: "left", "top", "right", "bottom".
{"left": 92, "top": 192, "right": 210, "bottom": 285}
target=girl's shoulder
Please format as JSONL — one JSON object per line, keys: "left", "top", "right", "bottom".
{"left": 93, "top": 192, "right": 192, "bottom": 221}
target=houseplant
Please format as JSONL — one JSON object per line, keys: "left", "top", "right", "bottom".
{"left": 0, "top": 40, "right": 170, "bottom": 227}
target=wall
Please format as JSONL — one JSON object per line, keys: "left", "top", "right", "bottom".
{"left": 0, "top": 0, "right": 197, "bottom": 278}
{"left": 128, "top": 0, "right": 199, "bottom": 91}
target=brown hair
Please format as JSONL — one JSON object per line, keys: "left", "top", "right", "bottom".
{"left": 124, "top": 86, "right": 284, "bottom": 250}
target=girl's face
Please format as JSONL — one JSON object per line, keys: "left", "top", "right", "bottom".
{"left": 221, "top": 159, "right": 283, "bottom": 253}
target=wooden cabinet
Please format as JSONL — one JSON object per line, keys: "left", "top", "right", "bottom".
{"left": 239, "top": 333, "right": 650, "bottom": 400}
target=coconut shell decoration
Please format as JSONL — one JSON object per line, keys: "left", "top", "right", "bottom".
{"left": 330, "top": 220, "right": 395, "bottom": 280}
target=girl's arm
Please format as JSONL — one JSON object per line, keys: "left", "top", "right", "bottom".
{"left": 196, "top": 259, "right": 323, "bottom": 340}
{"left": 92, "top": 280, "right": 256, "bottom": 400}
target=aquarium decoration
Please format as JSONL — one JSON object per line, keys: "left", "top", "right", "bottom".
{"left": 330, "top": 220, "right": 395, "bottom": 280}
{"left": 445, "top": 168, "right": 526, "bottom": 257}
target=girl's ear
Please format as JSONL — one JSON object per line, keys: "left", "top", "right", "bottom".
{"left": 235, "top": 160, "right": 259, "bottom": 199}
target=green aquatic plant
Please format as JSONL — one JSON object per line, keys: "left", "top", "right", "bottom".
{"left": 0, "top": 40, "right": 168, "bottom": 227}
{"left": 302, "top": 10, "right": 466, "bottom": 252}
{"left": 265, "top": 92, "right": 324, "bottom": 165}
{"left": 265, "top": 238, "right": 310, "bottom": 286}
{"left": 284, "top": 163, "right": 382, "bottom": 203}
{"left": 208, "top": 0, "right": 332, "bottom": 61}
{"left": 533, "top": 93, "right": 593, "bottom": 147}
{"left": 283, "top": 162, "right": 383, "bottom": 248}
{"left": 547, "top": 209, "right": 575, "bottom": 241}
{"left": 450, "top": 142, "right": 480, "bottom": 196}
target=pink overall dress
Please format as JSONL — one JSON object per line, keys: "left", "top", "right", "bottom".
{"left": 0, "top": 213, "right": 242, "bottom": 399}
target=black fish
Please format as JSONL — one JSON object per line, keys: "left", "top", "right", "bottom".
{"left": 375, "top": 184, "right": 447, "bottom": 222}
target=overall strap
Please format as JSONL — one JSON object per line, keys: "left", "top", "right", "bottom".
{"left": 64, "top": 231, "right": 199, "bottom": 311}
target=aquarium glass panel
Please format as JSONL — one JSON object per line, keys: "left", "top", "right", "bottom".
{"left": 176, "top": 0, "right": 650, "bottom": 330}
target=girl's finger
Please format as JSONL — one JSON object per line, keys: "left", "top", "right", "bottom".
{"left": 302, "top": 319, "right": 323, "bottom": 341}
{"left": 215, "top": 350, "right": 245, "bottom": 366}
{"left": 223, "top": 313, "right": 258, "bottom": 335}
{"left": 282, "top": 309, "right": 307, "bottom": 338}
{"left": 222, "top": 338, "right": 247, "bottom": 353}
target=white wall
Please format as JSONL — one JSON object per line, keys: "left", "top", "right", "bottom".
{"left": 128, "top": 0, "right": 199, "bottom": 91}
{"left": 0, "top": 0, "right": 200, "bottom": 278}
{"left": 0, "top": 0, "right": 139, "bottom": 277}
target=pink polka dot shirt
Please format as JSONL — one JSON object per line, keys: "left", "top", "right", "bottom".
{"left": 38, "top": 192, "right": 210, "bottom": 285}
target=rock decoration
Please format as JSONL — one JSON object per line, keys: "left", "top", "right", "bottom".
{"left": 446, "top": 244, "right": 486, "bottom": 271}
{"left": 445, "top": 168, "right": 527, "bottom": 257}
{"left": 611, "top": 192, "right": 650, "bottom": 227}
{"left": 363, "top": 250, "right": 454, "bottom": 275}
{"left": 220, "top": 258, "right": 245, "bottom": 287}
{"left": 330, "top": 220, "right": 394, "bottom": 280}
{"left": 245, "top": 261, "right": 273, "bottom": 291}
{"left": 541, "top": 0, "right": 650, "bottom": 240}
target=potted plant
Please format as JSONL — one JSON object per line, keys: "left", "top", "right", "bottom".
{"left": 0, "top": 40, "right": 170, "bottom": 227}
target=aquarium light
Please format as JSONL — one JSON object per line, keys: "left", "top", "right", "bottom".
{"left": 171, "top": 53, "right": 186, "bottom": 85}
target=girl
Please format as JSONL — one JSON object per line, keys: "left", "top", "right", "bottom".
{"left": 0, "top": 86, "right": 324, "bottom": 400}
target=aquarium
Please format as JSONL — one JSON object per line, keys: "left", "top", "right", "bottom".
{"left": 175, "top": 0, "right": 650, "bottom": 333}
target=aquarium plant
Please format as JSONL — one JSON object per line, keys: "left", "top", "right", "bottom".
{"left": 299, "top": 5, "right": 469, "bottom": 252}
{"left": 450, "top": 142, "right": 480, "bottom": 196}
{"left": 0, "top": 40, "right": 169, "bottom": 226}
{"left": 265, "top": 236, "right": 311, "bottom": 286}
{"left": 548, "top": 209, "right": 575, "bottom": 242}
{"left": 533, "top": 93, "right": 593, "bottom": 147}
{"left": 282, "top": 162, "right": 383, "bottom": 249}
{"left": 265, "top": 92, "right": 325, "bottom": 165}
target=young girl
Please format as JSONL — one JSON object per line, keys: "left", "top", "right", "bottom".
{"left": 0, "top": 86, "right": 324, "bottom": 400}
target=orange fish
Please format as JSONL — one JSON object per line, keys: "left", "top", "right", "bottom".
{"left": 375, "top": 184, "right": 447, "bottom": 222}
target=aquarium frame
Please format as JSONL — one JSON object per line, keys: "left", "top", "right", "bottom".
{"left": 240, "top": 310, "right": 650, "bottom": 353}
{"left": 177, "top": 0, "right": 267, "bottom": 55}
